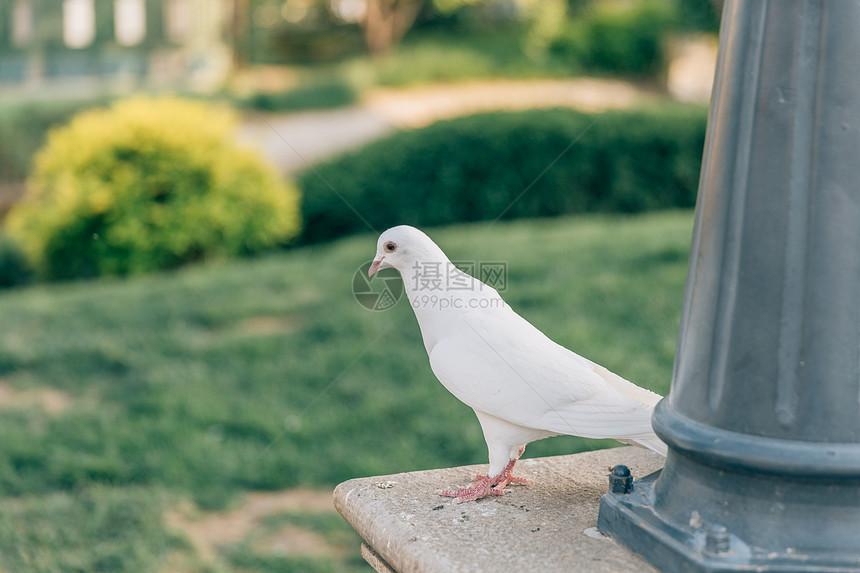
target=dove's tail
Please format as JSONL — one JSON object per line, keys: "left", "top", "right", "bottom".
{"left": 622, "top": 436, "right": 668, "bottom": 457}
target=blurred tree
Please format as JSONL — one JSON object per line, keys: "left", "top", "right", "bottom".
{"left": 232, "top": 0, "right": 250, "bottom": 67}
{"left": 359, "top": 0, "right": 482, "bottom": 55}
{"left": 362, "top": 0, "right": 424, "bottom": 55}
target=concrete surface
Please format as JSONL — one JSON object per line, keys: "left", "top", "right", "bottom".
{"left": 334, "top": 447, "right": 664, "bottom": 573}
{"left": 361, "top": 543, "right": 397, "bottom": 573}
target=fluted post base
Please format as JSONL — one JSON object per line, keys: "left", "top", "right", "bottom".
{"left": 599, "top": 401, "right": 860, "bottom": 572}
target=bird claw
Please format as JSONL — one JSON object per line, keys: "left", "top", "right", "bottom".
{"left": 438, "top": 456, "right": 530, "bottom": 502}
{"left": 436, "top": 475, "right": 500, "bottom": 503}
{"left": 470, "top": 473, "right": 530, "bottom": 486}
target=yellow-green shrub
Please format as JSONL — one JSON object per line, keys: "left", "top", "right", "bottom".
{"left": 6, "top": 97, "right": 300, "bottom": 280}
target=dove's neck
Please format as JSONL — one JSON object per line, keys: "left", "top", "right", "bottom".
{"left": 400, "top": 248, "right": 454, "bottom": 306}
{"left": 403, "top": 258, "right": 453, "bottom": 354}
{"left": 399, "top": 246, "right": 501, "bottom": 354}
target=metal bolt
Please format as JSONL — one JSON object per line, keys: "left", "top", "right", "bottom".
{"left": 705, "top": 523, "right": 731, "bottom": 554}
{"left": 609, "top": 465, "right": 633, "bottom": 494}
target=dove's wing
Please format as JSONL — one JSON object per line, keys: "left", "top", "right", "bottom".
{"left": 428, "top": 304, "right": 659, "bottom": 441}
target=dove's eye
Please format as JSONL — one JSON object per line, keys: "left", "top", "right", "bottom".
{"left": 384, "top": 241, "right": 397, "bottom": 252}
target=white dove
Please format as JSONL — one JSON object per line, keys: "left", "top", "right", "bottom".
{"left": 368, "top": 225, "right": 667, "bottom": 503}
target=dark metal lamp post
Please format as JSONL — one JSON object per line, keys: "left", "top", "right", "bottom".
{"left": 598, "top": 1, "right": 860, "bottom": 571}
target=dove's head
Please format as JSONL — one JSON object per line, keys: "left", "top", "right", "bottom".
{"left": 369, "top": 225, "right": 448, "bottom": 277}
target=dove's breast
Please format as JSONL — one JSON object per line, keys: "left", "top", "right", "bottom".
{"left": 424, "top": 309, "right": 599, "bottom": 427}
{"left": 406, "top": 284, "right": 504, "bottom": 355}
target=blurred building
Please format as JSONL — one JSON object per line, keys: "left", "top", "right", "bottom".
{"left": 0, "top": 0, "right": 234, "bottom": 100}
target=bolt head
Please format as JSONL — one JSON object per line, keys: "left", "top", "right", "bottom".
{"left": 612, "top": 465, "right": 631, "bottom": 477}
{"left": 705, "top": 523, "right": 732, "bottom": 554}
{"left": 609, "top": 465, "right": 634, "bottom": 494}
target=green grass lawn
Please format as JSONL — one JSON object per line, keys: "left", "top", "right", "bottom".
{"left": 0, "top": 211, "right": 693, "bottom": 572}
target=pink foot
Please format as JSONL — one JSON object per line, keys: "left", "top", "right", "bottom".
{"left": 436, "top": 475, "right": 505, "bottom": 503}
{"left": 436, "top": 457, "right": 530, "bottom": 503}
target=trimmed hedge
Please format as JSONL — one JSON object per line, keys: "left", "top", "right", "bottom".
{"left": 240, "top": 80, "right": 357, "bottom": 112}
{"left": 6, "top": 97, "right": 301, "bottom": 280}
{"left": 299, "top": 107, "right": 707, "bottom": 243}
{"left": 0, "top": 235, "right": 33, "bottom": 288}
{"left": 553, "top": 1, "right": 677, "bottom": 77}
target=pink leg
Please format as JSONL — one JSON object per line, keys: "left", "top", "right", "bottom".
{"left": 437, "top": 447, "right": 529, "bottom": 503}
{"left": 473, "top": 446, "right": 529, "bottom": 489}
{"left": 472, "top": 456, "right": 530, "bottom": 489}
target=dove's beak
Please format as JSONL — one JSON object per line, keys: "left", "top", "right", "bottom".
{"left": 368, "top": 257, "right": 385, "bottom": 277}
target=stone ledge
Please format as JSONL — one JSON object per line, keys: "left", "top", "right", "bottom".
{"left": 334, "top": 447, "right": 664, "bottom": 573}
